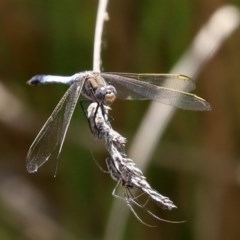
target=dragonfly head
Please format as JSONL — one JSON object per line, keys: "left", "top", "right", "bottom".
{"left": 95, "top": 85, "right": 117, "bottom": 105}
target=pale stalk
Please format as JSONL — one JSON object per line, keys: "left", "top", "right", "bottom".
{"left": 103, "top": 5, "right": 240, "bottom": 240}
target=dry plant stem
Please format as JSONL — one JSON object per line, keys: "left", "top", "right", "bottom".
{"left": 130, "top": 5, "right": 240, "bottom": 171}
{"left": 87, "top": 103, "right": 176, "bottom": 211}
{"left": 93, "top": 0, "right": 109, "bottom": 72}
{"left": 104, "top": 5, "right": 240, "bottom": 240}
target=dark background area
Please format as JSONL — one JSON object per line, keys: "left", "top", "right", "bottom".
{"left": 0, "top": 0, "right": 240, "bottom": 239}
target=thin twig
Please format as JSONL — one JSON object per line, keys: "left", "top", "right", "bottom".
{"left": 93, "top": 0, "right": 109, "bottom": 72}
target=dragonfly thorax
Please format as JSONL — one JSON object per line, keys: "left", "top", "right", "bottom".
{"left": 83, "top": 73, "right": 117, "bottom": 105}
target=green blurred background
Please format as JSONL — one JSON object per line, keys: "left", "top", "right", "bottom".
{"left": 0, "top": 0, "right": 240, "bottom": 239}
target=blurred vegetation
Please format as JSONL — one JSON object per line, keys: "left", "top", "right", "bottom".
{"left": 0, "top": 0, "right": 240, "bottom": 239}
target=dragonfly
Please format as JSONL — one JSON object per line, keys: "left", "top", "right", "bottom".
{"left": 26, "top": 71, "right": 211, "bottom": 173}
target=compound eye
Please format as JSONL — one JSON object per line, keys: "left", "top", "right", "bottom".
{"left": 107, "top": 85, "right": 117, "bottom": 95}
{"left": 104, "top": 85, "right": 117, "bottom": 105}
{"left": 95, "top": 85, "right": 117, "bottom": 105}
{"left": 95, "top": 87, "right": 106, "bottom": 101}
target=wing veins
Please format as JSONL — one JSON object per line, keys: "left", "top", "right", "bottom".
{"left": 102, "top": 72, "right": 196, "bottom": 92}
{"left": 26, "top": 80, "right": 84, "bottom": 173}
{"left": 101, "top": 73, "right": 210, "bottom": 111}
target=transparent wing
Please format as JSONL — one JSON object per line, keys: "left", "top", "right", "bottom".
{"left": 103, "top": 72, "right": 196, "bottom": 91}
{"left": 26, "top": 80, "right": 84, "bottom": 173}
{"left": 101, "top": 73, "right": 211, "bottom": 111}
